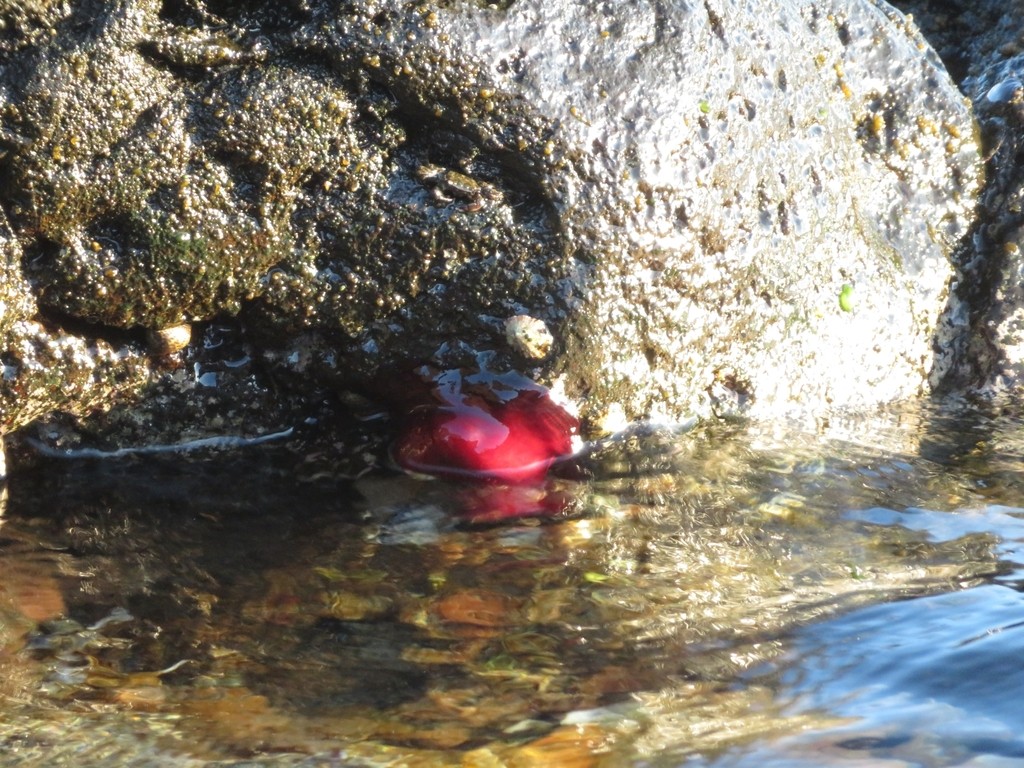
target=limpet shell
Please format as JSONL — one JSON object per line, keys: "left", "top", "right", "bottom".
{"left": 146, "top": 324, "right": 192, "bottom": 356}
{"left": 505, "top": 314, "right": 554, "bottom": 360}
{"left": 986, "top": 77, "right": 1023, "bottom": 104}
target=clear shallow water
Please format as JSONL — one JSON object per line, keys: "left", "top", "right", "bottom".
{"left": 2, "top": 400, "right": 1024, "bottom": 765}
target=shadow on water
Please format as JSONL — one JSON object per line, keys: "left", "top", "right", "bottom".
{"left": 2, "top": 399, "right": 1024, "bottom": 764}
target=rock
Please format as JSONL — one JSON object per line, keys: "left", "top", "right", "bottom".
{"left": 0, "top": 207, "right": 150, "bottom": 436}
{"left": 459, "top": 0, "right": 979, "bottom": 423}
{"left": 0, "top": 0, "right": 981, "bottom": 451}
{"left": 3, "top": 0, "right": 291, "bottom": 329}
{"left": 253, "top": 0, "right": 981, "bottom": 424}
{"left": 892, "top": 0, "right": 1024, "bottom": 397}
{"left": 0, "top": 206, "right": 34, "bottom": 342}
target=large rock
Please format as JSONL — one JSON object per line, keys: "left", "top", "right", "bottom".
{"left": 0, "top": 0, "right": 980, "bottom": 450}
{"left": 450, "top": 0, "right": 980, "bottom": 423}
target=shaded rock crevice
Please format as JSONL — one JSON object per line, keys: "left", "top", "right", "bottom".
{"left": 894, "top": 0, "right": 1024, "bottom": 396}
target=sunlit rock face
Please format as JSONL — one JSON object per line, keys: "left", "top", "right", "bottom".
{"left": 0, "top": 0, "right": 980, "bottom": 447}
{"left": 445, "top": 0, "right": 980, "bottom": 425}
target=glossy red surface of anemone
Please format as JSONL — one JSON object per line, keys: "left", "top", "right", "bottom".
{"left": 391, "top": 369, "right": 579, "bottom": 483}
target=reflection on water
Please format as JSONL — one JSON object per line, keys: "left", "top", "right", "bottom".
{"left": 1, "top": 400, "right": 1024, "bottom": 765}
{"left": 739, "top": 584, "right": 1024, "bottom": 767}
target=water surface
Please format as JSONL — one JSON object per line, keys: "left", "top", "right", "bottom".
{"left": 2, "top": 400, "right": 1024, "bottom": 766}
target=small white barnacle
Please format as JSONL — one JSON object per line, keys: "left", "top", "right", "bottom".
{"left": 504, "top": 314, "right": 554, "bottom": 360}
{"left": 146, "top": 324, "right": 192, "bottom": 356}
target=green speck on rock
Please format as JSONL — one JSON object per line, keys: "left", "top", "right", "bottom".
{"left": 839, "top": 283, "right": 855, "bottom": 312}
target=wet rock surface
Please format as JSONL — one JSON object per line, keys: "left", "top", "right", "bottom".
{"left": 0, "top": 0, "right": 986, "bottom": 456}
{"left": 893, "top": 0, "right": 1024, "bottom": 396}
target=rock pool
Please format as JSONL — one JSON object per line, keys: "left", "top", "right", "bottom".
{"left": 1, "top": 399, "right": 1023, "bottom": 766}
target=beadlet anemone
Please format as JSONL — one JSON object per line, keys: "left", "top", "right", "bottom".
{"left": 390, "top": 367, "right": 580, "bottom": 484}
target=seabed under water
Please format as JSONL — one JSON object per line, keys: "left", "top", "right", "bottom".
{"left": 2, "top": 398, "right": 1024, "bottom": 766}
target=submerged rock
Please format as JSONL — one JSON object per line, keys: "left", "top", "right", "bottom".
{"left": 0, "top": 0, "right": 981, "bottom": 456}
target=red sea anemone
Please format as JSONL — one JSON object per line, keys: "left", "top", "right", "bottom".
{"left": 391, "top": 367, "right": 579, "bottom": 484}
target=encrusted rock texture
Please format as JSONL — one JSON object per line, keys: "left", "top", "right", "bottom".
{"left": 893, "top": 0, "right": 1024, "bottom": 396}
{"left": 0, "top": 0, "right": 1009, "bottom": 453}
